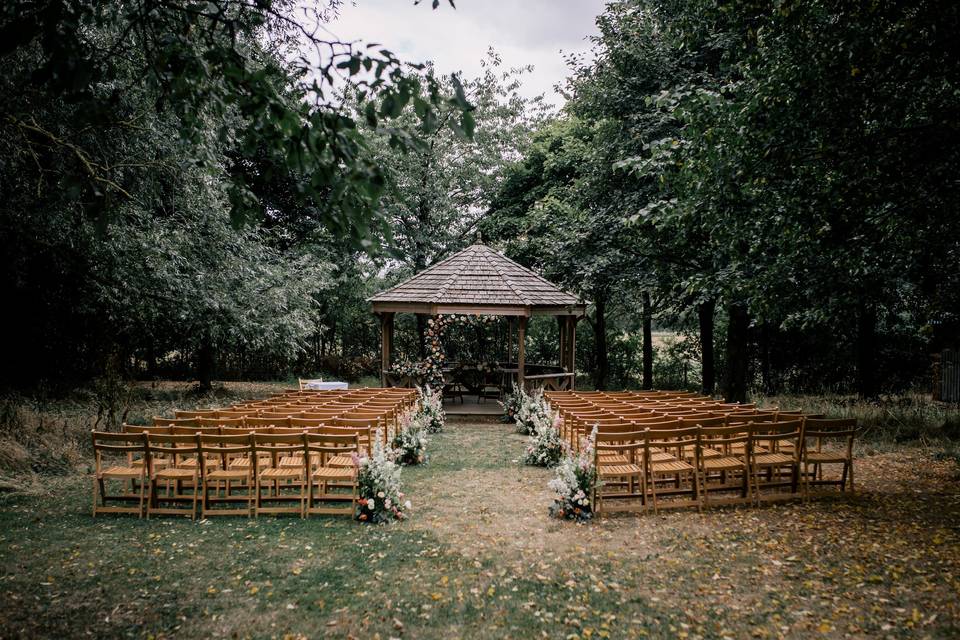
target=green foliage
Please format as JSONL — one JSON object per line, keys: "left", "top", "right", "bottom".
{"left": 0, "top": 0, "right": 470, "bottom": 389}
{"left": 486, "top": 0, "right": 960, "bottom": 397}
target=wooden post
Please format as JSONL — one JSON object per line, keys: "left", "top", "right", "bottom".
{"left": 557, "top": 316, "right": 567, "bottom": 369}
{"left": 518, "top": 316, "right": 527, "bottom": 390}
{"left": 568, "top": 315, "right": 578, "bottom": 389}
{"left": 506, "top": 317, "right": 514, "bottom": 366}
{"left": 380, "top": 312, "right": 394, "bottom": 387}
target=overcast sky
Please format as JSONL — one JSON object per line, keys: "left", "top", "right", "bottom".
{"left": 324, "top": 0, "right": 606, "bottom": 106}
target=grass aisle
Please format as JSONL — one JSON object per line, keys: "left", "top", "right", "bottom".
{"left": 1, "top": 421, "right": 959, "bottom": 639}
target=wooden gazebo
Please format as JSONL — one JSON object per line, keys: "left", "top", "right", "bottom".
{"left": 369, "top": 242, "right": 586, "bottom": 390}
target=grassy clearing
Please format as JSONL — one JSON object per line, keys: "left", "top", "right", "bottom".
{"left": 2, "top": 419, "right": 960, "bottom": 639}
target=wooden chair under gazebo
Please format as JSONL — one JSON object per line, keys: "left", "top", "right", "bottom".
{"left": 368, "top": 243, "right": 586, "bottom": 412}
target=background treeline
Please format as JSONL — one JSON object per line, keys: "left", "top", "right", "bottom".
{"left": 1, "top": 0, "right": 958, "bottom": 401}
{"left": 483, "top": 0, "right": 960, "bottom": 399}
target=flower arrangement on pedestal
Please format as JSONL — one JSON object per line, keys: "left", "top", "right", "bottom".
{"left": 548, "top": 426, "right": 599, "bottom": 522}
{"left": 522, "top": 412, "right": 567, "bottom": 467}
{"left": 513, "top": 386, "right": 551, "bottom": 435}
{"left": 417, "top": 385, "right": 445, "bottom": 433}
{"left": 354, "top": 431, "right": 411, "bottom": 523}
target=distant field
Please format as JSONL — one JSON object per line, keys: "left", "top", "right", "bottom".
{"left": 650, "top": 330, "right": 680, "bottom": 349}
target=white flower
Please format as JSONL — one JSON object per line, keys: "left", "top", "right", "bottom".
{"left": 404, "top": 500, "right": 412, "bottom": 509}
{"left": 384, "top": 498, "right": 392, "bottom": 509}
{"left": 377, "top": 491, "right": 385, "bottom": 498}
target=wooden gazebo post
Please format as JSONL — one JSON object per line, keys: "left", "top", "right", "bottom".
{"left": 517, "top": 316, "right": 527, "bottom": 389}
{"left": 379, "top": 312, "right": 394, "bottom": 387}
{"left": 566, "top": 315, "right": 578, "bottom": 388}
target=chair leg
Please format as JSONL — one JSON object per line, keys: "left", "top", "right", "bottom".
{"left": 693, "top": 470, "right": 701, "bottom": 513}
{"left": 92, "top": 477, "right": 98, "bottom": 517}
{"left": 801, "top": 462, "right": 809, "bottom": 503}
{"left": 848, "top": 461, "right": 854, "bottom": 494}
{"left": 138, "top": 473, "right": 147, "bottom": 518}
{"left": 191, "top": 478, "right": 198, "bottom": 520}
{"left": 751, "top": 465, "right": 761, "bottom": 506}
{"left": 146, "top": 479, "right": 154, "bottom": 519}
{"left": 649, "top": 473, "right": 659, "bottom": 515}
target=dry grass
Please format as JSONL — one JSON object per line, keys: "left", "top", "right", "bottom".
{"left": 757, "top": 393, "right": 960, "bottom": 444}
{"left": 0, "top": 381, "right": 289, "bottom": 490}
{"left": 1, "top": 420, "right": 959, "bottom": 638}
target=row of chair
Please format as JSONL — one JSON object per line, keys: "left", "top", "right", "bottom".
{"left": 92, "top": 429, "right": 364, "bottom": 520}
{"left": 170, "top": 389, "right": 419, "bottom": 433}
{"left": 92, "top": 389, "right": 422, "bottom": 520}
{"left": 589, "top": 418, "right": 856, "bottom": 515}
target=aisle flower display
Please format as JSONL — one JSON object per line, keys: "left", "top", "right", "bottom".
{"left": 355, "top": 431, "right": 410, "bottom": 523}
{"left": 514, "top": 387, "right": 551, "bottom": 435}
{"left": 391, "top": 412, "right": 429, "bottom": 465}
{"left": 522, "top": 412, "right": 567, "bottom": 467}
{"left": 548, "top": 426, "right": 599, "bottom": 522}
{"left": 418, "top": 385, "right": 445, "bottom": 433}
{"left": 500, "top": 383, "right": 524, "bottom": 423}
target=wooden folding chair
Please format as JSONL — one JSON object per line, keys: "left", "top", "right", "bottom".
{"left": 335, "top": 416, "right": 382, "bottom": 447}
{"left": 594, "top": 430, "right": 647, "bottom": 516}
{"left": 749, "top": 420, "right": 804, "bottom": 504}
{"left": 145, "top": 433, "right": 200, "bottom": 519}
{"left": 696, "top": 424, "right": 751, "bottom": 507}
{"left": 174, "top": 409, "right": 218, "bottom": 418}
{"left": 244, "top": 416, "right": 291, "bottom": 429}
{"left": 91, "top": 431, "right": 148, "bottom": 517}
{"left": 253, "top": 433, "right": 307, "bottom": 517}
{"left": 305, "top": 433, "right": 360, "bottom": 517}
{"left": 643, "top": 426, "right": 701, "bottom": 513}
{"left": 151, "top": 416, "right": 198, "bottom": 427}
{"left": 802, "top": 418, "right": 857, "bottom": 498}
{"left": 198, "top": 432, "right": 255, "bottom": 517}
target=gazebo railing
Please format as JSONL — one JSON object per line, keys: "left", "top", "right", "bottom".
{"left": 522, "top": 371, "right": 575, "bottom": 392}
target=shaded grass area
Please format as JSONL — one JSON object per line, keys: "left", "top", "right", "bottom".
{"left": 2, "top": 422, "right": 960, "bottom": 639}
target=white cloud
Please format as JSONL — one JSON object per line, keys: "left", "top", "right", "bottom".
{"left": 323, "top": 0, "right": 605, "bottom": 105}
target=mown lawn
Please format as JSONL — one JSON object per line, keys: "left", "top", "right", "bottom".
{"left": 2, "top": 420, "right": 959, "bottom": 639}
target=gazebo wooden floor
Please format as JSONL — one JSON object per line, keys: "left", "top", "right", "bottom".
{"left": 443, "top": 394, "right": 503, "bottom": 417}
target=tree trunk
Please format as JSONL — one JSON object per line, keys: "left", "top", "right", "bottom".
{"left": 723, "top": 302, "right": 750, "bottom": 403}
{"left": 856, "top": 302, "right": 878, "bottom": 398}
{"left": 642, "top": 291, "right": 653, "bottom": 390}
{"left": 594, "top": 297, "right": 608, "bottom": 390}
{"left": 146, "top": 341, "right": 158, "bottom": 379}
{"left": 698, "top": 299, "right": 716, "bottom": 396}
{"left": 759, "top": 321, "right": 773, "bottom": 395}
{"left": 197, "top": 336, "right": 215, "bottom": 393}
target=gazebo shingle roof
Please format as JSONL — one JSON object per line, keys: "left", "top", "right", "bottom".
{"left": 369, "top": 243, "right": 584, "bottom": 313}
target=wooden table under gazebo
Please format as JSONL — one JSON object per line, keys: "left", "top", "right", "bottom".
{"left": 368, "top": 242, "right": 586, "bottom": 396}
